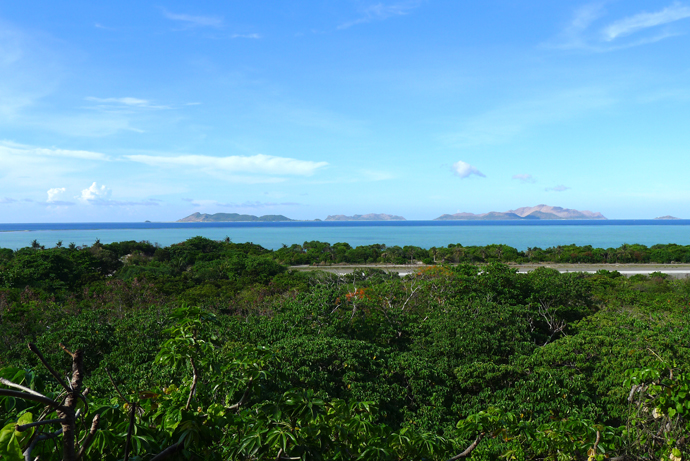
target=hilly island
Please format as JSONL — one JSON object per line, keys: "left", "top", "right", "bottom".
{"left": 177, "top": 206, "right": 606, "bottom": 222}
{"left": 435, "top": 204, "right": 606, "bottom": 220}
{"left": 177, "top": 212, "right": 293, "bottom": 222}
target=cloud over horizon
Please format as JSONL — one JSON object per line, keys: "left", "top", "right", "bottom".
{"left": 452, "top": 160, "right": 485, "bottom": 179}
{"left": 79, "top": 182, "right": 111, "bottom": 202}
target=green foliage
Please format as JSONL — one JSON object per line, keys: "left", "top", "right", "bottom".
{"left": 3, "top": 237, "right": 690, "bottom": 459}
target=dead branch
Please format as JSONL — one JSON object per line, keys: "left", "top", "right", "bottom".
{"left": 185, "top": 357, "right": 199, "bottom": 411}
{"left": 227, "top": 377, "right": 254, "bottom": 411}
{"left": 401, "top": 280, "right": 420, "bottom": 312}
{"left": 27, "top": 343, "right": 71, "bottom": 392}
{"left": 447, "top": 433, "right": 484, "bottom": 460}
{"left": 593, "top": 430, "right": 601, "bottom": 453}
{"left": 16, "top": 418, "right": 67, "bottom": 432}
{"left": 0, "top": 389, "right": 66, "bottom": 411}
{"left": 76, "top": 415, "right": 100, "bottom": 461}
{"left": 0, "top": 377, "right": 47, "bottom": 399}
{"left": 23, "top": 427, "right": 63, "bottom": 461}
{"left": 60, "top": 342, "right": 76, "bottom": 358}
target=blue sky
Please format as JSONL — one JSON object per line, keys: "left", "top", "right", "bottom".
{"left": 1, "top": 1, "right": 690, "bottom": 221}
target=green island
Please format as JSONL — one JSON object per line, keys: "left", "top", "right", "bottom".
{"left": 2, "top": 237, "right": 690, "bottom": 460}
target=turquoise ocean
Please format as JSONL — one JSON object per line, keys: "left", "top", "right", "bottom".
{"left": 1, "top": 221, "right": 690, "bottom": 251}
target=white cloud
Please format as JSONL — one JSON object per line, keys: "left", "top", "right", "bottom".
{"left": 546, "top": 185, "right": 571, "bottom": 192}
{"left": 603, "top": 2, "right": 690, "bottom": 41}
{"left": 79, "top": 182, "right": 111, "bottom": 202}
{"left": 551, "top": 3, "right": 607, "bottom": 50}
{"left": 161, "top": 9, "right": 224, "bottom": 28}
{"left": 512, "top": 174, "right": 536, "bottom": 183}
{"left": 47, "top": 187, "right": 66, "bottom": 202}
{"left": 125, "top": 153, "right": 328, "bottom": 177}
{"left": 452, "top": 161, "right": 485, "bottom": 179}
{"left": 0, "top": 197, "right": 17, "bottom": 204}
{"left": 85, "top": 97, "right": 170, "bottom": 110}
{"left": 0, "top": 140, "right": 109, "bottom": 161}
{"left": 338, "top": 1, "right": 422, "bottom": 29}
{"left": 231, "top": 34, "right": 261, "bottom": 39}
{"left": 548, "top": 2, "right": 690, "bottom": 51}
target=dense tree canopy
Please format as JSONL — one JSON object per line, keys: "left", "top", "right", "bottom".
{"left": 2, "top": 237, "right": 690, "bottom": 459}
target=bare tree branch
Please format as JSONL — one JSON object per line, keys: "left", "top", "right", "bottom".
{"left": 447, "top": 433, "right": 484, "bottom": 460}
{"left": 76, "top": 415, "right": 100, "bottom": 461}
{"left": 23, "top": 427, "right": 63, "bottom": 461}
{"left": 0, "top": 389, "right": 66, "bottom": 411}
{"left": 105, "top": 367, "right": 131, "bottom": 404}
{"left": 27, "top": 343, "right": 71, "bottom": 392}
{"left": 185, "top": 357, "right": 199, "bottom": 411}
{"left": 60, "top": 342, "right": 76, "bottom": 358}
{"left": 0, "top": 377, "right": 47, "bottom": 399}
{"left": 16, "top": 418, "right": 66, "bottom": 432}
{"left": 227, "top": 377, "right": 254, "bottom": 411}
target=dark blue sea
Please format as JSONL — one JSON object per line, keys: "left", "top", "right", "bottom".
{"left": 1, "top": 220, "right": 690, "bottom": 251}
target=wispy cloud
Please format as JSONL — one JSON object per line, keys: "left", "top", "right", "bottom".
{"left": 603, "top": 2, "right": 690, "bottom": 41}
{"left": 161, "top": 8, "right": 224, "bottom": 29}
{"left": 545, "top": 185, "right": 571, "bottom": 192}
{"left": 548, "top": 2, "right": 690, "bottom": 51}
{"left": 94, "top": 23, "right": 116, "bottom": 31}
{"left": 512, "top": 174, "right": 536, "bottom": 183}
{"left": 452, "top": 161, "right": 485, "bottom": 179}
{"left": 85, "top": 97, "right": 170, "bottom": 110}
{"left": 551, "top": 3, "right": 607, "bottom": 50}
{"left": 0, "top": 197, "right": 17, "bottom": 204}
{"left": 0, "top": 140, "right": 109, "bottom": 161}
{"left": 231, "top": 33, "right": 261, "bottom": 39}
{"left": 338, "top": 1, "right": 422, "bottom": 29}
{"left": 126, "top": 153, "right": 328, "bottom": 177}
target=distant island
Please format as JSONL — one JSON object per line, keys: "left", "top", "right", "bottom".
{"left": 435, "top": 204, "right": 606, "bottom": 221}
{"left": 655, "top": 215, "right": 680, "bottom": 220}
{"left": 177, "top": 212, "right": 293, "bottom": 222}
{"left": 325, "top": 213, "right": 406, "bottom": 221}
